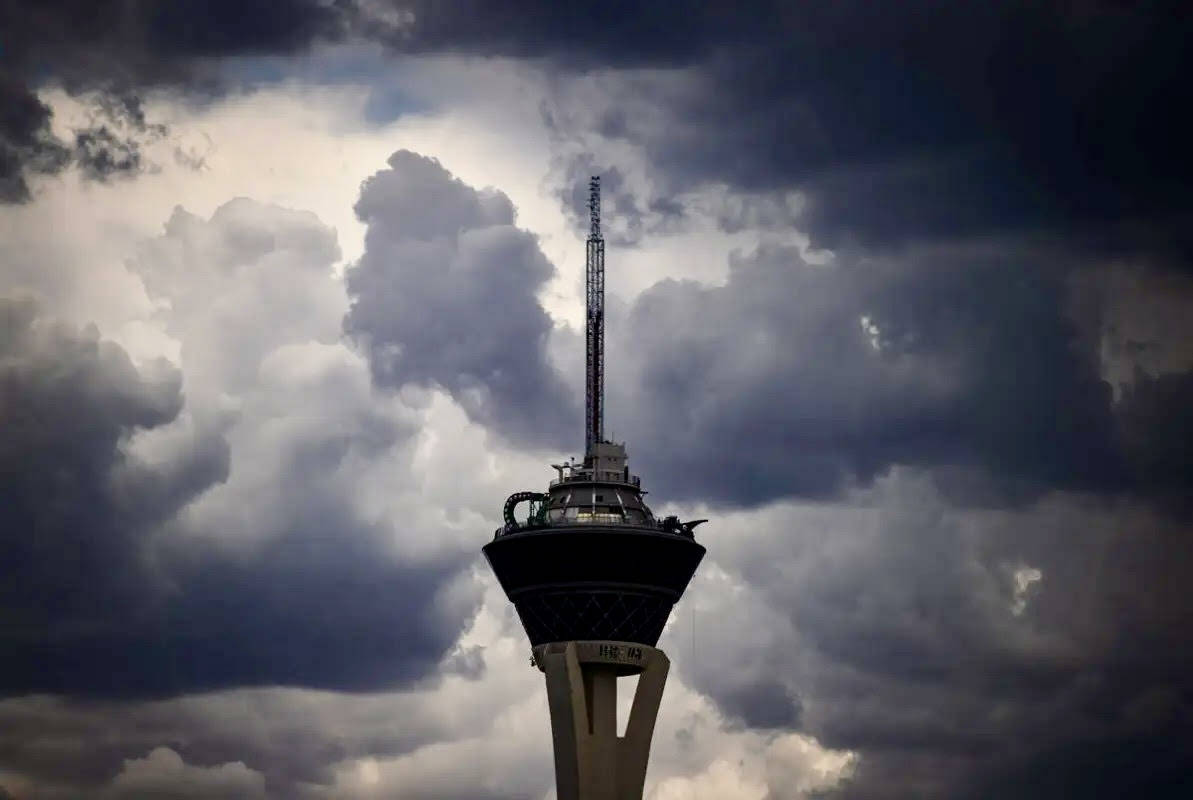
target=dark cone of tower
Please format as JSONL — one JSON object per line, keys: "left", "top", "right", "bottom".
{"left": 484, "top": 176, "right": 706, "bottom": 648}
{"left": 484, "top": 514, "right": 705, "bottom": 647}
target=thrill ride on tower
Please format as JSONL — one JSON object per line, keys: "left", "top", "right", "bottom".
{"left": 483, "top": 177, "right": 706, "bottom": 800}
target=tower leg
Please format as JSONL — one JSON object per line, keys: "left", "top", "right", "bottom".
{"left": 536, "top": 641, "right": 669, "bottom": 800}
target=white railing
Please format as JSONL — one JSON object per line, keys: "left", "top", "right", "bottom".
{"left": 549, "top": 472, "right": 640, "bottom": 488}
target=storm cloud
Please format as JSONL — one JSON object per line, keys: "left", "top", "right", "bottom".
{"left": 0, "top": 295, "right": 201, "bottom": 636}
{"left": 0, "top": 199, "right": 480, "bottom": 698}
{"left": 605, "top": 242, "right": 1127, "bottom": 505}
{"left": 330, "top": 148, "right": 1193, "bottom": 796}
{"left": 1, "top": 2, "right": 1191, "bottom": 798}
{"left": 345, "top": 150, "right": 576, "bottom": 448}
{"left": 8, "top": 0, "right": 1191, "bottom": 268}
{"left": 0, "top": 0, "right": 355, "bottom": 199}
{"left": 679, "top": 472, "right": 1193, "bottom": 799}
{"left": 529, "top": 2, "right": 1193, "bottom": 266}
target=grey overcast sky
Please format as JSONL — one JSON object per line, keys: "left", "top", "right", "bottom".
{"left": 1, "top": 1, "right": 1191, "bottom": 797}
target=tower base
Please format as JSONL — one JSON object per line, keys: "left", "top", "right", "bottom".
{"left": 533, "top": 641, "right": 669, "bottom": 800}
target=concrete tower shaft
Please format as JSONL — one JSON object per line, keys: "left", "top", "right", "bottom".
{"left": 537, "top": 642, "right": 669, "bottom": 800}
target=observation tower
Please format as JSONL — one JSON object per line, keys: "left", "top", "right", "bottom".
{"left": 483, "top": 177, "right": 706, "bottom": 800}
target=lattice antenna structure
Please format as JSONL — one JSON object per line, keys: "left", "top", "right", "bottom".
{"left": 585, "top": 176, "right": 605, "bottom": 463}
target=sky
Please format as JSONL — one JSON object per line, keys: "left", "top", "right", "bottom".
{"left": 1, "top": 1, "right": 1192, "bottom": 797}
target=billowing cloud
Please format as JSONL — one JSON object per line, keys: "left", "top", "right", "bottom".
{"left": 668, "top": 470, "right": 1193, "bottom": 799}
{"left": 0, "top": 197, "right": 482, "bottom": 697}
{"left": 344, "top": 150, "right": 576, "bottom": 448}
{"left": 107, "top": 748, "right": 266, "bottom": 800}
{"left": 533, "top": 3, "right": 1193, "bottom": 267}
{"left": 0, "top": 0, "right": 361, "bottom": 199}
{"left": 0, "top": 575, "right": 856, "bottom": 799}
{"left": 2, "top": 6, "right": 1191, "bottom": 793}
{"left": 553, "top": 156, "right": 660, "bottom": 246}
{"left": 0, "top": 295, "right": 226, "bottom": 691}
{"left": 606, "top": 242, "right": 1129, "bottom": 505}
{"left": 9, "top": 1, "right": 1191, "bottom": 277}
{"left": 358, "top": 213, "right": 1183, "bottom": 508}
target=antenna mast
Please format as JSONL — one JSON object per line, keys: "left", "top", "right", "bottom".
{"left": 585, "top": 176, "right": 605, "bottom": 463}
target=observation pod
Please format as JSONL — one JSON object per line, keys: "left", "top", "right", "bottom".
{"left": 483, "top": 443, "right": 706, "bottom": 647}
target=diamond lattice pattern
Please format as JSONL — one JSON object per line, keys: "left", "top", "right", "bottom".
{"left": 515, "top": 591, "right": 673, "bottom": 646}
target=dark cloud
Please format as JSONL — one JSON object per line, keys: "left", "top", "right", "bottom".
{"left": 339, "top": 167, "right": 1188, "bottom": 511}
{"left": 553, "top": 157, "right": 650, "bottom": 245}
{"left": 0, "top": 633, "right": 546, "bottom": 799}
{"left": 603, "top": 243, "right": 1129, "bottom": 506}
{"left": 1118, "top": 366, "right": 1193, "bottom": 503}
{"left": 299, "top": 7, "right": 1193, "bottom": 512}
{"left": 0, "top": 295, "right": 196, "bottom": 631}
{"left": 0, "top": 200, "right": 481, "bottom": 699}
{"left": 140, "top": 1, "right": 343, "bottom": 58}
{"left": 74, "top": 125, "right": 147, "bottom": 181}
{"left": 345, "top": 150, "right": 577, "bottom": 448}
{"left": 6, "top": 0, "right": 1190, "bottom": 267}
{"left": 680, "top": 477, "right": 1193, "bottom": 800}
{"left": 0, "top": 0, "right": 357, "bottom": 198}
{"left": 717, "top": 681, "right": 801, "bottom": 731}
{"left": 2, "top": 1, "right": 347, "bottom": 87}
{"left": 523, "top": 2, "right": 1193, "bottom": 264}
{"left": 0, "top": 3, "right": 1188, "bottom": 793}
{"left": 0, "top": 691, "right": 408, "bottom": 794}
{"left": 0, "top": 75, "right": 71, "bottom": 201}
{"left": 72, "top": 92, "right": 168, "bottom": 182}
{"left": 385, "top": 0, "right": 789, "bottom": 66}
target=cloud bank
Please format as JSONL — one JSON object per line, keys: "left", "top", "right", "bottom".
{"left": 2, "top": 4, "right": 1191, "bottom": 795}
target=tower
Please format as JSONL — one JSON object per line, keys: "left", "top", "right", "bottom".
{"left": 483, "top": 177, "right": 707, "bottom": 800}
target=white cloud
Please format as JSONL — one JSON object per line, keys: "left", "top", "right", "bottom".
{"left": 1011, "top": 566, "right": 1043, "bottom": 617}
{"left": 108, "top": 748, "right": 267, "bottom": 800}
